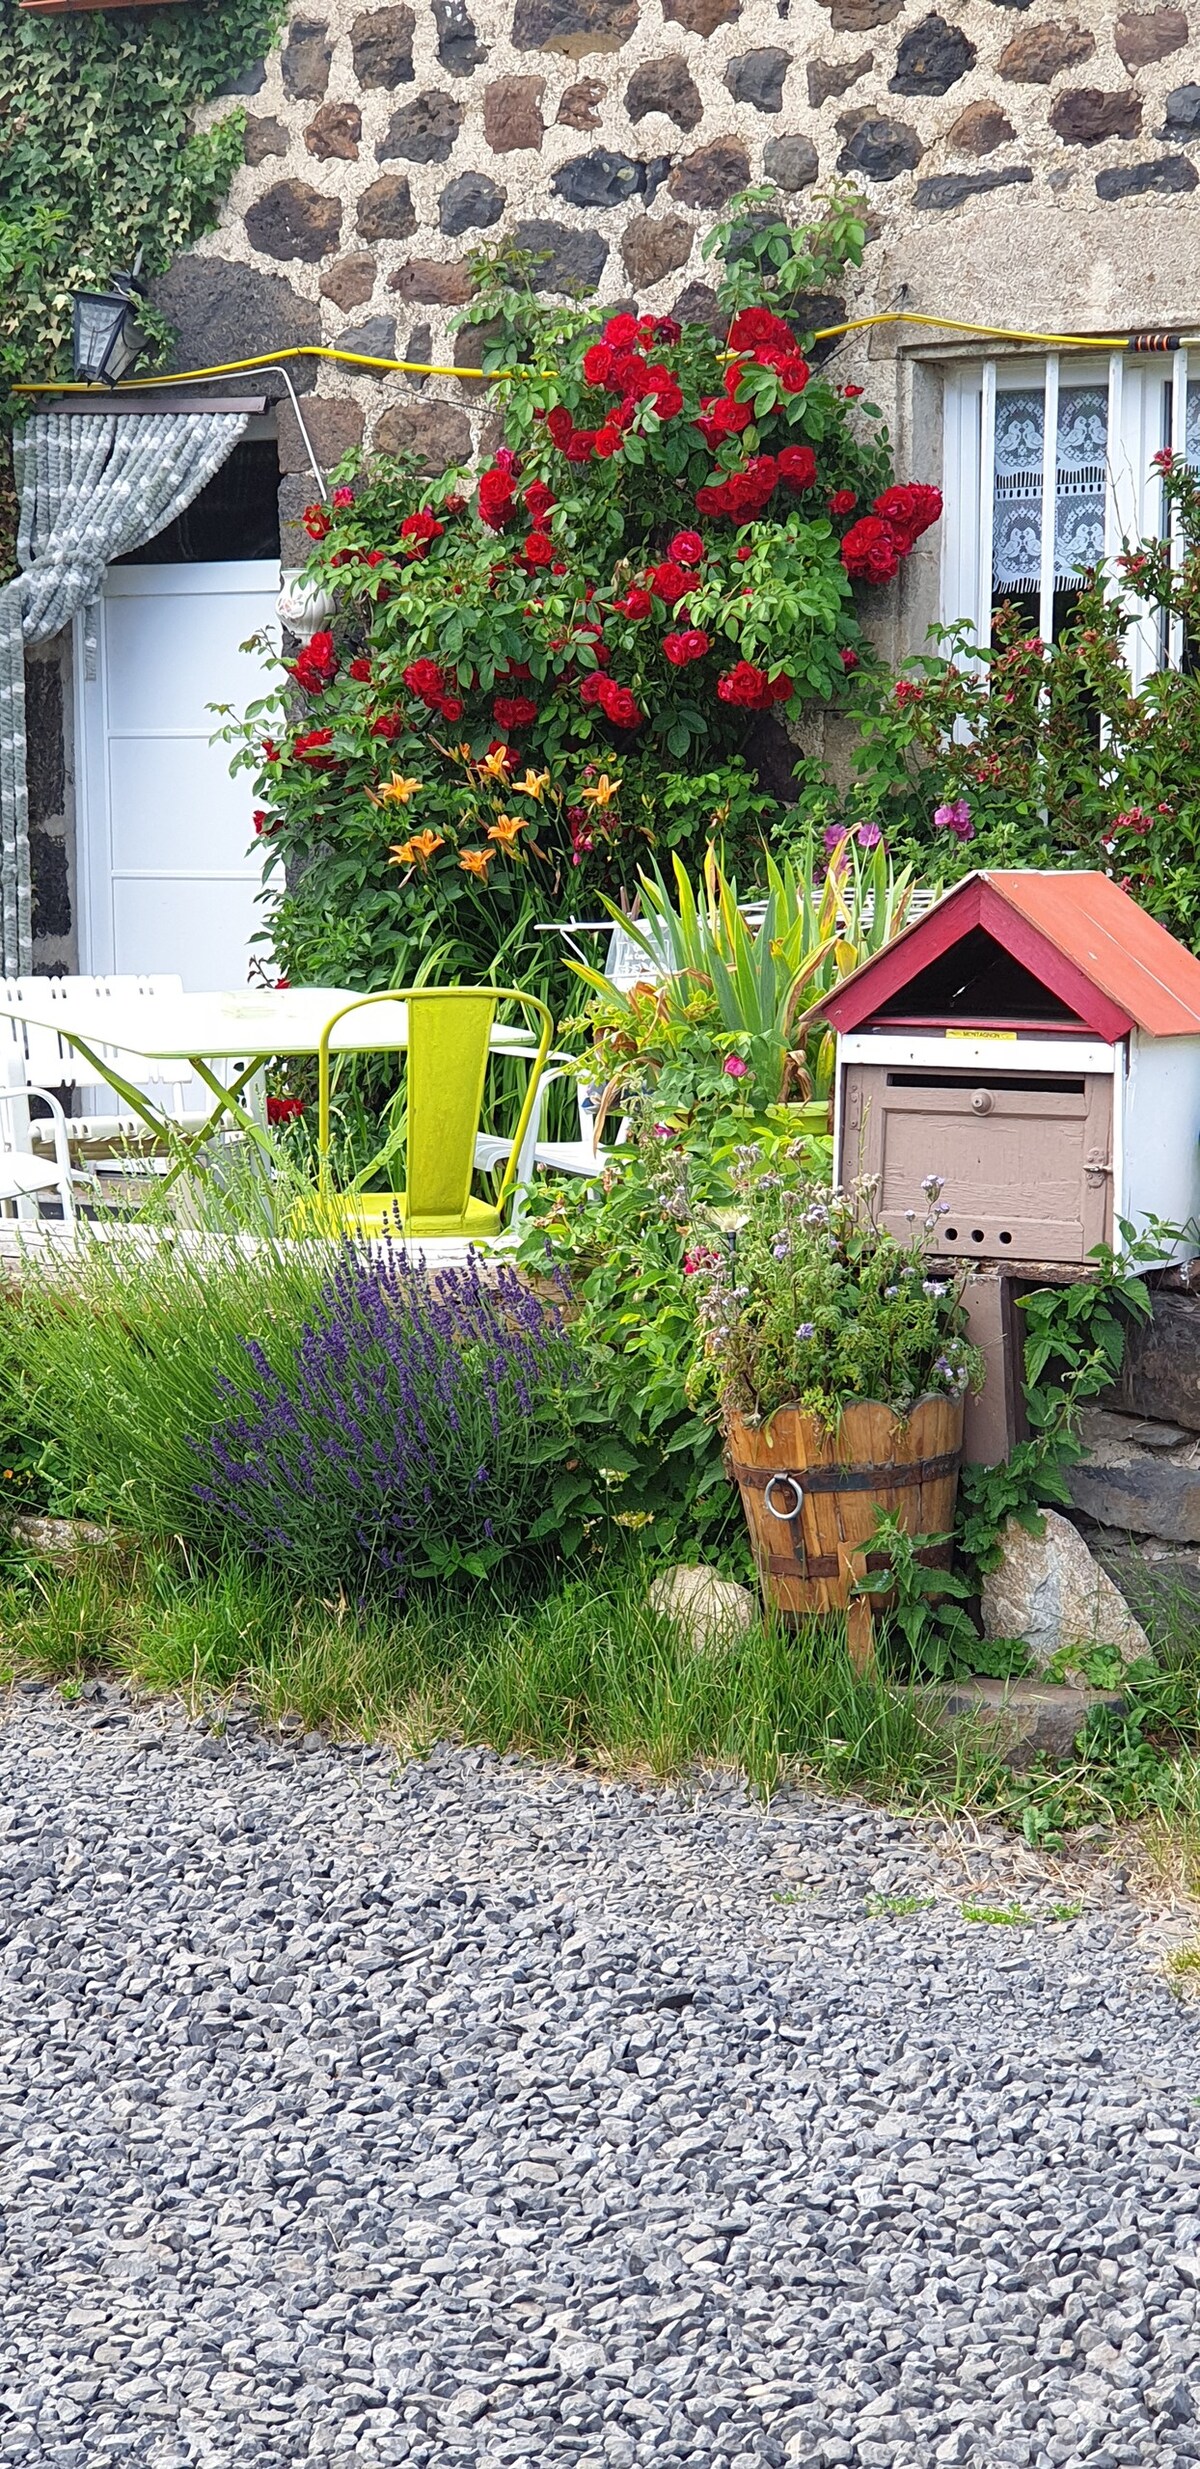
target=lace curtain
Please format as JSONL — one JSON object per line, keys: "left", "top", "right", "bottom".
{"left": 992, "top": 384, "right": 1108, "bottom": 598}
{"left": 0, "top": 410, "right": 248, "bottom": 975}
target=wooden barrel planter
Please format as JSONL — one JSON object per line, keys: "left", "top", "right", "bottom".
{"left": 725, "top": 1393, "right": 965, "bottom": 1666}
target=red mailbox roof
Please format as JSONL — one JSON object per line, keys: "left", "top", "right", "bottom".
{"left": 821, "top": 869, "right": 1200, "bottom": 1042}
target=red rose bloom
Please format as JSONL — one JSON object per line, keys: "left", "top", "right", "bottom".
{"left": 371, "top": 714, "right": 403, "bottom": 739}
{"left": 292, "top": 727, "right": 336, "bottom": 762}
{"left": 872, "top": 483, "right": 943, "bottom": 551}
{"left": 668, "top": 530, "right": 705, "bottom": 568}
{"left": 646, "top": 368, "right": 683, "bottom": 419}
{"left": 523, "top": 481, "right": 556, "bottom": 520}
{"left": 349, "top": 656, "right": 372, "bottom": 682}
{"left": 840, "top": 516, "right": 902, "bottom": 584}
{"left": 663, "top": 628, "right": 710, "bottom": 666}
{"left": 615, "top": 587, "right": 653, "bottom": 620}
{"left": 829, "top": 490, "right": 857, "bottom": 516}
{"left": 252, "top": 809, "right": 268, "bottom": 834}
{"left": 840, "top": 646, "right": 859, "bottom": 671}
{"left": 778, "top": 445, "right": 818, "bottom": 491}
{"left": 843, "top": 383, "right": 865, "bottom": 400}
{"left": 267, "top": 1095, "right": 305, "bottom": 1124}
{"left": 593, "top": 426, "right": 623, "bottom": 459}
{"left": 716, "top": 662, "right": 791, "bottom": 710}
{"left": 694, "top": 397, "right": 754, "bottom": 447}
{"left": 598, "top": 681, "right": 642, "bottom": 728}
{"left": 403, "top": 657, "right": 448, "bottom": 705}
{"left": 648, "top": 561, "right": 690, "bottom": 608}
{"left": 602, "top": 313, "right": 640, "bottom": 348}
{"left": 437, "top": 695, "right": 464, "bottom": 723}
{"left": 400, "top": 509, "right": 444, "bottom": 553}
{"left": 579, "top": 672, "right": 607, "bottom": 707}
{"left": 493, "top": 694, "right": 538, "bottom": 729}
{"left": 523, "top": 530, "right": 554, "bottom": 567}
{"left": 478, "top": 469, "right": 516, "bottom": 530}
{"left": 583, "top": 342, "right": 617, "bottom": 387}
{"left": 364, "top": 549, "right": 387, "bottom": 567}
{"left": 331, "top": 486, "right": 354, "bottom": 509}
{"left": 564, "top": 429, "right": 597, "bottom": 463}
{"left": 727, "top": 308, "right": 797, "bottom": 354}
{"left": 302, "top": 503, "right": 330, "bottom": 541}
{"left": 735, "top": 544, "right": 754, "bottom": 563}
{"left": 546, "top": 407, "right": 575, "bottom": 450}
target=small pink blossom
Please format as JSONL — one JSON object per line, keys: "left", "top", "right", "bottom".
{"left": 933, "top": 799, "right": 974, "bottom": 841}
{"left": 723, "top": 1054, "right": 750, "bottom": 1079}
{"left": 856, "top": 821, "right": 882, "bottom": 849}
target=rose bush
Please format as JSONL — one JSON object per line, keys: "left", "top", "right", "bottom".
{"left": 221, "top": 193, "right": 941, "bottom": 992}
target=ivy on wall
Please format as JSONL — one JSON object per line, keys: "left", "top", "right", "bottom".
{"left": 0, "top": 0, "right": 287, "bottom": 453}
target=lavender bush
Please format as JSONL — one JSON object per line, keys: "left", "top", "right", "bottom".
{"left": 194, "top": 1246, "right": 582, "bottom": 1592}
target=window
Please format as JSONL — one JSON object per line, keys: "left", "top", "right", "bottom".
{"left": 941, "top": 349, "right": 1195, "bottom": 685}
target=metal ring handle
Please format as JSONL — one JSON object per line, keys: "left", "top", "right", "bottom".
{"left": 763, "top": 1472, "right": 804, "bottom": 1521}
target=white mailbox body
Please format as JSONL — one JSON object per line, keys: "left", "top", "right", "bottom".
{"left": 822, "top": 870, "right": 1200, "bottom": 1273}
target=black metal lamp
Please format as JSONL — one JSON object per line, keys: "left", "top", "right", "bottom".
{"left": 71, "top": 264, "right": 147, "bottom": 387}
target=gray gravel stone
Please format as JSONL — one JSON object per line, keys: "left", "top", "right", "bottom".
{"left": 1, "top": 1692, "right": 1198, "bottom": 2469}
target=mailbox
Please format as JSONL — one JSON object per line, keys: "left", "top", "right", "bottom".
{"left": 822, "top": 868, "right": 1200, "bottom": 1276}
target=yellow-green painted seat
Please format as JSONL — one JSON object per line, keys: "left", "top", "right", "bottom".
{"left": 311, "top": 984, "right": 553, "bottom": 1240}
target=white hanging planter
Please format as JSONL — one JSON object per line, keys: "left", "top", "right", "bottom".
{"left": 276, "top": 570, "right": 336, "bottom": 631}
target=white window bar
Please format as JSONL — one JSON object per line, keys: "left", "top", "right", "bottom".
{"left": 1037, "top": 351, "right": 1059, "bottom": 646}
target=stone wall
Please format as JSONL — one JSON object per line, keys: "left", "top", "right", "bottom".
{"left": 146, "top": 0, "right": 1200, "bottom": 570}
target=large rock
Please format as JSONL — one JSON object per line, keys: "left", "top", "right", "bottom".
{"left": 725, "top": 47, "right": 791, "bottom": 110}
{"left": 889, "top": 12, "right": 976, "bottom": 92}
{"left": 244, "top": 115, "right": 289, "bottom": 164}
{"left": 1162, "top": 83, "right": 1200, "bottom": 137}
{"left": 1068, "top": 1406, "right": 1200, "bottom": 1541}
{"left": 814, "top": 0, "right": 901, "bottom": 28}
{"left": 305, "top": 101, "right": 362, "bottom": 160}
{"left": 434, "top": 0, "right": 487, "bottom": 74}
{"left": 626, "top": 56, "right": 702, "bottom": 130}
{"left": 512, "top": 0, "right": 639, "bottom": 53}
{"left": 439, "top": 171, "right": 506, "bottom": 233}
{"left": 245, "top": 180, "right": 342, "bottom": 261}
{"left": 1116, "top": 5, "right": 1188, "bottom": 68}
{"left": 945, "top": 99, "right": 1016, "bottom": 152}
{"left": 553, "top": 148, "right": 667, "bottom": 207}
{"left": 389, "top": 255, "right": 475, "bottom": 303}
{"left": 557, "top": 76, "right": 605, "bottom": 125}
{"left": 980, "top": 1509, "right": 1150, "bottom": 1667}
{"left": 1105, "top": 1291, "right": 1200, "bottom": 1432}
{"left": 648, "top": 1564, "right": 758, "bottom": 1653}
{"left": 1096, "top": 154, "right": 1197, "bottom": 195}
{"left": 807, "top": 51, "right": 873, "bottom": 105}
{"left": 282, "top": 18, "right": 331, "bottom": 100}
{"left": 662, "top": 0, "right": 739, "bottom": 30}
{"left": 763, "top": 133, "right": 819, "bottom": 188}
{"left": 621, "top": 210, "right": 694, "bottom": 286}
{"left": 356, "top": 175, "right": 418, "bottom": 241}
{"left": 999, "top": 22, "right": 1095, "bottom": 80}
{"left": 337, "top": 315, "right": 398, "bottom": 369}
{"left": 509, "top": 217, "right": 609, "bottom": 288}
{"left": 668, "top": 138, "right": 751, "bottom": 206}
{"left": 320, "top": 252, "right": 377, "bottom": 308}
{"left": 381, "top": 92, "right": 464, "bottom": 162}
{"left": 149, "top": 260, "right": 321, "bottom": 391}
{"left": 373, "top": 399, "right": 472, "bottom": 471}
{"left": 837, "top": 113, "right": 923, "bottom": 178}
{"left": 484, "top": 74, "right": 546, "bottom": 149}
{"left": 276, "top": 395, "right": 364, "bottom": 473}
{"left": 915, "top": 165, "right": 1033, "bottom": 207}
{"left": 350, "top": 6, "right": 416, "bottom": 86}
{"left": 1050, "top": 87, "right": 1142, "bottom": 143}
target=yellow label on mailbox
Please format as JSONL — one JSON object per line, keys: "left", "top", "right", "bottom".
{"left": 944, "top": 1028, "right": 1018, "bottom": 1041}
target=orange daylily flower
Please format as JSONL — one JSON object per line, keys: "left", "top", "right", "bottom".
{"left": 486, "top": 814, "right": 528, "bottom": 845}
{"left": 579, "top": 773, "right": 621, "bottom": 808}
{"left": 369, "top": 774, "right": 424, "bottom": 807}
{"left": 389, "top": 829, "right": 445, "bottom": 867}
{"left": 513, "top": 769, "right": 550, "bottom": 802}
{"left": 459, "top": 848, "right": 495, "bottom": 876}
{"left": 477, "top": 746, "right": 513, "bottom": 782}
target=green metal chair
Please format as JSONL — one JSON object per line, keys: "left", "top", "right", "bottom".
{"left": 313, "top": 985, "right": 554, "bottom": 1240}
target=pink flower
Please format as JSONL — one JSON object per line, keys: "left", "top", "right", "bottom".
{"left": 856, "top": 821, "right": 883, "bottom": 849}
{"left": 723, "top": 1054, "right": 750, "bottom": 1079}
{"left": 933, "top": 799, "right": 974, "bottom": 841}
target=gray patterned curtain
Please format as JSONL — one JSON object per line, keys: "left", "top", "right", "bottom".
{"left": 0, "top": 409, "right": 249, "bottom": 974}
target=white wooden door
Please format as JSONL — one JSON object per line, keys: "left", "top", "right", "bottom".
{"left": 76, "top": 560, "right": 280, "bottom": 990}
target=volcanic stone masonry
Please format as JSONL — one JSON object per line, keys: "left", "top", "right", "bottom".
{"left": 154, "top": 0, "right": 1200, "bottom": 553}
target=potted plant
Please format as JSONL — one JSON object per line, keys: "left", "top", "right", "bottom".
{"left": 686, "top": 1167, "right": 983, "bottom": 1660}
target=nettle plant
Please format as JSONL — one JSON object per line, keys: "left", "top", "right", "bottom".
{"left": 792, "top": 451, "right": 1200, "bottom": 951}
{"left": 225, "top": 192, "right": 942, "bottom": 989}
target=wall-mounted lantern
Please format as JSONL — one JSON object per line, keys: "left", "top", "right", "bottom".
{"left": 71, "top": 267, "right": 146, "bottom": 388}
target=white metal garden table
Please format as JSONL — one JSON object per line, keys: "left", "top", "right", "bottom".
{"left": 0, "top": 985, "right": 549, "bottom": 1184}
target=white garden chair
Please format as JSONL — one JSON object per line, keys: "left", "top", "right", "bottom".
{"left": 0, "top": 976, "right": 257, "bottom": 1176}
{"left": 0, "top": 1074, "right": 77, "bottom": 1226}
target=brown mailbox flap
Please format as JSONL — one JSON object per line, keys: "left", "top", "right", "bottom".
{"left": 841, "top": 1065, "right": 1113, "bottom": 1265}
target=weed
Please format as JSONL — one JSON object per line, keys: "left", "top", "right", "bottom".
{"left": 1049, "top": 1901, "right": 1084, "bottom": 1922}
{"left": 961, "top": 1901, "right": 1030, "bottom": 1926}
{"left": 865, "top": 1892, "right": 936, "bottom": 1917}
{"left": 1165, "top": 1941, "right": 1200, "bottom": 1996}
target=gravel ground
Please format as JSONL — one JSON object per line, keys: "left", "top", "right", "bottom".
{"left": 2, "top": 1683, "right": 1200, "bottom": 2469}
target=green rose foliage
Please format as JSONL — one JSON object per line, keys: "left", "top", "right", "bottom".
{"left": 221, "top": 196, "right": 945, "bottom": 994}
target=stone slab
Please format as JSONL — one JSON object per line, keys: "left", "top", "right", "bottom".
{"left": 936, "top": 1677, "right": 1127, "bottom": 1768}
